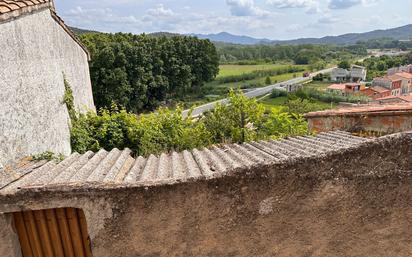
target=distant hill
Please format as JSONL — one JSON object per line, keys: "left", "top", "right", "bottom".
{"left": 191, "top": 24, "right": 412, "bottom": 45}
{"left": 189, "top": 32, "right": 272, "bottom": 45}
{"left": 279, "top": 24, "right": 412, "bottom": 45}
{"left": 69, "top": 24, "right": 412, "bottom": 46}
{"left": 69, "top": 27, "right": 98, "bottom": 35}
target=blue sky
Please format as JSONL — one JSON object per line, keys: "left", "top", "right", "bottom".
{"left": 55, "top": 0, "right": 411, "bottom": 40}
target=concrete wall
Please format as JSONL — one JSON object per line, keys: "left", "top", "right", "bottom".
{"left": 306, "top": 111, "right": 412, "bottom": 133}
{"left": 1, "top": 133, "right": 411, "bottom": 257}
{"left": 0, "top": 9, "right": 95, "bottom": 166}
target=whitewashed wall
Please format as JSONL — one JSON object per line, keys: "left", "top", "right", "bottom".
{"left": 0, "top": 9, "right": 95, "bottom": 166}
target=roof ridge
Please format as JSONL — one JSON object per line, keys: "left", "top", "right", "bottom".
{"left": 0, "top": 131, "right": 378, "bottom": 195}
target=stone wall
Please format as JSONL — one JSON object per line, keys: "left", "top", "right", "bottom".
{"left": 0, "top": 8, "right": 95, "bottom": 166}
{"left": 1, "top": 132, "right": 411, "bottom": 257}
{"left": 306, "top": 109, "right": 412, "bottom": 133}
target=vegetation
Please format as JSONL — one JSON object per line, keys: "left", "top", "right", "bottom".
{"left": 217, "top": 44, "right": 367, "bottom": 65}
{"left": 359, "top": 51, "right": 412, "bottom": 80}
{"left": 80, "top": 32, "right": 219, "bottom": 113}
{"left": 32, "top": 151, "right": 64, "bottom": 162}
{"left": 70, "top": 90, "right": 309, "bottom": 156}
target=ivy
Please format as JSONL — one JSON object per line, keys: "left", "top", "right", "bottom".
{"left": 63, "top": 76, "right": 77, "bottom": 122}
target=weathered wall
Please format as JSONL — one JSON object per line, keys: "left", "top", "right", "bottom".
{"left": 0, "top": 9, "right": 95, "bottom": 166}
{"left": 1, "top": 133, "right": 412, "bottom": 257}
{"left": 307, "top": 111, "right": 412, "bottom": 133}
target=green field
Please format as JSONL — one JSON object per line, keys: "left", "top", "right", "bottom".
{"left": 217, "top": 64, "right": 296, "bottom": 78}
{"left": 304, "top": 81, "right": 332, "bottom": 91}
{"left": 259, "top": 95, "right": 336, "bottom": 113}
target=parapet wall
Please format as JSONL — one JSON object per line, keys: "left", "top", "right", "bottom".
{"left": 1, "top": 132, "right": 412, "bottom": 257}
{"left": 306, "top": 106, "right": 412, "bottom": 133}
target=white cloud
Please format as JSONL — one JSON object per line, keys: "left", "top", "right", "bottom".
{"left": 266, "top": 0, "right": 320, "bottom": 13}
{"left": 146, "top": 4, "right": 175, "bottom": 17}
{"left": 328, "top": 0, "right": 379, "bottom": 9}
{"left": 226, "top": 0, "right": 269, "bottom": 16}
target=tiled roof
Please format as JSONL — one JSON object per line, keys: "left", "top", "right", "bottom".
{"left": 0, "top": 0, "right": 90, "bottom": 59}
{"left": 368, "top": 86, "right": 390, "bottom": 93}
{"left": 394, "top": 72, "right": 412, "bottom": 79}
{"left": 328, "top": 84, "right": 346, "bottom": 90}
{"left": 0, "top": 131, "right": 370, "bottom": 195}
{"left": 0, "top": 0, "right": 51, "bottom": 15}
{"left": 305, "top": 103, "right": 412, "bottom": 117}
{"left": 376, "top": 95, "right": 412, "bottom": 103}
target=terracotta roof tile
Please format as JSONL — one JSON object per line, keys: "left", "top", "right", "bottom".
{"left": 0, "top": 0, "right": 50, "bottom": 15}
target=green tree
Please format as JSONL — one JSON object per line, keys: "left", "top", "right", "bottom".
{"left": 338, "top": 60, "right": 351, "bottom": 69}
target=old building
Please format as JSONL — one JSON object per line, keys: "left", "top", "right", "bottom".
{"left": 305, "top": 103, "right": 412, "bottom": 133}
{"left": 372, "top": 76, "right": 402, "bottom": 96}
{"left": 360, "top": 86, "right": 391, "bottom": 99}
{"left": 0, "top": 0, "right": 95, "bottom": 166}
{"left": 391, "top": 72, "right": 412, "bottom": 94}
{"left": 327, "top": 83, "right": 363, "bottom": 96}
{"left": 330, "top": 65, "right": 367, "bottom": 82}
{"left": 330, "top": 68, "right": 349, "bottom": 82}
{"left": 350, "top": 65, "right": 367, "bottom": 82}
{"left": 1, "top": 131, "right": 412, "bottom": 257}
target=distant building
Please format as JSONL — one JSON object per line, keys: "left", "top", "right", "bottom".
{"left": 350, "top": 65, "right": 367, "bottom": 82}
{"left": 331, "top": 68, "right": 349, "bottom": 82}
{"left": 327, "top": 83, "right": 363, "bottom": 96}
{"left": 331, "top": 65, "right": 367, "bottom": 82}
{"left": 372, "top": 76, "right": 402, "bottom": 96}
{"left": 391, "top": 72, "right": 412, "bottom": 94}
{"left": 387, "top": 64, "right": 412, "bottom": 75}
{"left": 0, "top": 0, "right": 95, "bottom": 165}
{"left": 375, "top": 95, "right": 412, "bottom": 104}
{"left": 360, "top": 86, "right": 391, "bottom": 100}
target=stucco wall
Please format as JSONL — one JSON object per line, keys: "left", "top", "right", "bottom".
{"left": 307, "top": 111, "right": 412, "bottom": 133}
{"left": 0, "top": 9, "right": 95, "bottom": 166}
{"left": 1, "top": 133, "right": 411, "bottom": 257}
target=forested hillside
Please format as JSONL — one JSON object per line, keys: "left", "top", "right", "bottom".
{"left": 216, "top": 44, "right": 367, "bottom": 64}
{"left": 80, "top": 33, "right": 219, "bottom": 112}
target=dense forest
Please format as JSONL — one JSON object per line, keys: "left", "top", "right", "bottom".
{"left": 216, "top": 43, "right": 367, "bottom": 64}
{"left": 80, "top": 33, "right": 219, "bottom": 113}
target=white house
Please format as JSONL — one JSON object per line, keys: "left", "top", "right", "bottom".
{"left": 331, "top": 68, "right": 349, "bottom": 82}
{"left": 350, "top": 65, "right": 367, "bottom": 82}
{"left": 0, "top": 0, "right": 95, "bottom": 165}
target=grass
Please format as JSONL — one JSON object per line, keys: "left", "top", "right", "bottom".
{"left": 304, "top": 81, "right": 332, "bottom": 91}
{"left": 259, "top": 95, "right": 336, "bottom": 113}
{"left": 217, "top": 64, "right": 297, "bottom": 78}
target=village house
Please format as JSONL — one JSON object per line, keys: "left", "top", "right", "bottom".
{"left": 350, "top": 65, "right": 367, "bottom": 82}
{"left": 327, "top": 83, "right": 363, "bottom": 96}
{"left": 375, "top": 95, "right": 412, "bottom": 104}
{"left": 372, "top": 76, "right": 402, "bottom": 96}
{"left": 391, "top": 72, "right": 412, "bottom": 94}
{"left": 360, "top": 86, "right": 391, "bottom": 100}
{"left": 387, "top": 64, "right": 412, "bottom": 75}
{"left": 330, "top": 65, "right": 367, "bottom": 82}
{"left": 0, "top": 0, "right": 95, "bottom": 166}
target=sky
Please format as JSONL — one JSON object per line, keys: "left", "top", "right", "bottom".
{"left": 55, "top": 0, "right": 412, "bottom": 40}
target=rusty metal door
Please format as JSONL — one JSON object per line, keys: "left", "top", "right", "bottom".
{"left": 12, "top": 208, "right": 93, "bottom": 257}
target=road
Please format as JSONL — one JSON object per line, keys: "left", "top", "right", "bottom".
{"left": 182, "top": 66, "right": 336, "bottom": 117}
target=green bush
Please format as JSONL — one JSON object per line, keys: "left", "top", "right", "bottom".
{"left": 71, "top": 90, "right": 309, "bottom": 156}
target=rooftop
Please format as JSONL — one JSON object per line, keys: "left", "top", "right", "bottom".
{"left": 327, "top": 84, "right": 346, "bottom": 90}
{"left": 0, "top": 0, "right": 89, "bottom": 59}
{"left": 394, "top": 72, "right": 412, "bottom": 79}
{"left": 0, "top": 131, "right": 370, "bottom": 196}
{"left": 364, "top": 86, "right": 390, "bottom": 93}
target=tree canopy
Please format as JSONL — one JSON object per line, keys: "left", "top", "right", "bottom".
{"left": 80, "top": 33, "right": 219, "bottom": 113}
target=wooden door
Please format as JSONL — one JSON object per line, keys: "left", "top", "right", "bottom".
{"left": 12, "top": 208, "right": 93, "bottom": 257}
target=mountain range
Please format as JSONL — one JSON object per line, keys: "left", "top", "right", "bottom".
{"left": 70, "top": 24, "right": 412, "bottom": 46}
{"left": 191, "top": 24, "right": 412, "bottom": 45}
